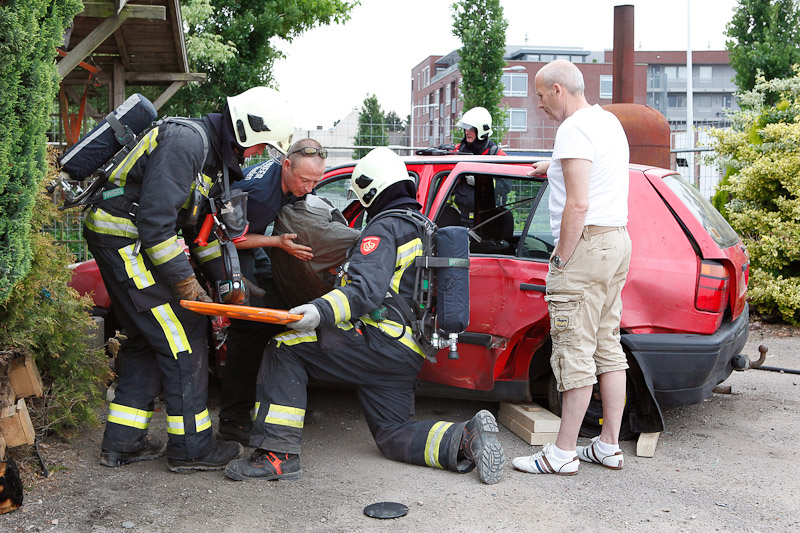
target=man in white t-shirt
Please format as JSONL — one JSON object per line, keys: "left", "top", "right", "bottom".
{"left": 512, "top": 59, "right": 633, "bottom": 476}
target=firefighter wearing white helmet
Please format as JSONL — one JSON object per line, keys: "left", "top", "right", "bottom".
{"left": 227, "top": 86, "right": 294, "bottom": 155}
{"left": 350, "top": 146, "right": 414, "bottom": 208}
{"left": 225, "top": 146, "right": 506, "bottom": 485}
{"left": 455, "top": 106, "right": 506, "bottom": 156}
{"left": 85, "top": 86, "right": 300, "bottom": 473}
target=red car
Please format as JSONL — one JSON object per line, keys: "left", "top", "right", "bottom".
{"left": 71, "top": 154, "right": 750, "bottom": 438}
{"left": 315, "top": 155, "right": 750, "bottom": 437}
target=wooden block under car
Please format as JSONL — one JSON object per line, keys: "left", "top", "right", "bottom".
{"left": 636, "top": 432, "right": 660, "bottom": 457}
{"left": 499, "top": 402, "right": 561, "bottom": 433}
{"left": 7, "top": 354, "right": 44, "bottom": 398}
{"left": 499, "top": 402, "right": 561, "bottom": 445}
{"left": 0, "top": 433, "right": 6, "bottom": 461}
{"left": 0, "top": 399, "right": 36, "bottom": 447}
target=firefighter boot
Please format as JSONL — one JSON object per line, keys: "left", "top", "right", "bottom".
{"left": 452, "top": 409, "right": 505, "bottom": 484}
{"left": 100, "top": 438, "right": 167, "bottom": 467}
{"left": 224, "top": 449, "right": 302, "bottom": 481}
{"left": 166, "top": 437, "right": 243, "bottom": 473}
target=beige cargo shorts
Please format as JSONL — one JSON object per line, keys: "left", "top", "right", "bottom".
{"left": 545, "top": 226, "right": 632, "bottom": 392}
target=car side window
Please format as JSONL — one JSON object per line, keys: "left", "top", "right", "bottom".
{"left": 314, "top": 175, "right": 352, "bottom": 212}
{"left": 434, "top": 174, "right": 546, "bottom": 257}
{"left": 518, "top": 184, "right": 555, "bottom": 260}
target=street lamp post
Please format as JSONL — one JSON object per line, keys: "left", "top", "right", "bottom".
{"left": 409, "top": 103, "right": 438, "bottom": 151}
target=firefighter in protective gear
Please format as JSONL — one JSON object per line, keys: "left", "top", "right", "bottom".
{"left": 455, "top": 106, "right": 506, "bottom": 156}
{"left": 87, "top": 87, "right": 293, "bottom": 472}
{"left": 224, "top": 147, "right": 506, "bottom": 484}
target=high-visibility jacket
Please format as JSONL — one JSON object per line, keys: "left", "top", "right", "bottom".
{"left": 312, "top": 202, "right": 428, "bottom": 361}
{"left": 83, "top": 118, "right": 226, "bottom": 285}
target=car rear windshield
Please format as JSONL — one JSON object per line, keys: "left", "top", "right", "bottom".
{"left": 662, "top": 173, "right": 740, "bottom": 249}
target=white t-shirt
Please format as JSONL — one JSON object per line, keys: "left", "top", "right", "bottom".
{"left": 548, "top": 104, "right": 629, "bottom": 242}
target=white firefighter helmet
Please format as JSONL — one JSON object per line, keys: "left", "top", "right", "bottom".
{"left": 227, "top": 87, "right": 294, "bottom": 154}
{"left": 456, "top": 106, "right": 493, "bottom": 140}
{"left": 350, "top": 147, "right": 414, "bottom": 208}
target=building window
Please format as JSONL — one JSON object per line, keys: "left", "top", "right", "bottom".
{"left": 445, "top": 84, "right": 451, "bottom": 106}
{"left": 505, "top": 108, "right": 527, "bottom": 132}
{"left": 423, "top": 67, "right": 430, "bottom": 88}
{"left": 668, "top": 95, "right": 687, "bottom": 108}
{"left": 698, "top": 95, "right": 712, "bottom": 108}
{"left": 665, "top": 66, "right": 687, "bottom": 80}
{"left": 698, "top": 66, "right": 712, "bottom": 79}
{"left": 599, "top": 75, "right": 613, "bottom": 99}
{"left": 502, "top": 72, "right": 528, "bottom": 97}
{"left": 722, "top": 95, "right": 732, "bottom": 109}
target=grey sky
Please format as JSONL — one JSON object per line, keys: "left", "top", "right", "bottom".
{"left": 272, "top": 0, "right": 739, "bottom": 129}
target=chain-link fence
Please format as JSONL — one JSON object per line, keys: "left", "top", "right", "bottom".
{"left": 45, "top": 117, "right": 731, "bottom": 263}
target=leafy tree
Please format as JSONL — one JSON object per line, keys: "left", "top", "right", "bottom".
{"left": 353, "top": 94, "right": 387, "bottom": 159}
{"left": 385, "top": 110, "right": 405, "bottom": 133}
{"left": 162, "top": 0, "right": 358, "bottom": 116}
{"left": 709, "top": 70, "right": 800, "bottom": 324}
{"left": 725, "top": 0, "right": 800, "bottom": 95}
{"left": 451, "top": 0, "right": 508, "bottom": 142}
{"left": 0, "top": 0, "right": 82, "bottom": 305}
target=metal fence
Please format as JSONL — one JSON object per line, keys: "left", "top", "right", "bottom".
{"left": 45, "top": 117, "right": 731, "bottom": 263}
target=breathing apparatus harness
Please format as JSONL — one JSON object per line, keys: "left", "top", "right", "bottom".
{"left": 363, "top": 208, "right": 470, "bottom": 363}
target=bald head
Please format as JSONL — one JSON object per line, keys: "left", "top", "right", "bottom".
{"left": 536, "top": 59, "right": 585, "bottom": 96}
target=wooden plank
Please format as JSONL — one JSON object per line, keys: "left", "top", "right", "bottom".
{"left": 0, "top": 433, "right": 6, "bottom": 460}
{"left": 636, "top": 432, "right": 660, "bottom": 457}
{"left": 8, "top": 354, "right": 44, "bottom": 398}
{"left": 498, "top": 412, "right": 558, "bottom": 446}
{"left": 0, "top": 399, "right": 36, "bottom": 447}
{"left": 499, "top": 402, "right": 561, "bottom": 433}
{"left": 152, "top": 81, "right": 185, "bottom": 111}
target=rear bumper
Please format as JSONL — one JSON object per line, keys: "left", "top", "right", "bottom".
{"left": 621, "top": 304, "right": 749, "bottom": 409}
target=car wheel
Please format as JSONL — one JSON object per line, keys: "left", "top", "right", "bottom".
{"left": 546, "top": 372, "right": 638, "bottom": 441}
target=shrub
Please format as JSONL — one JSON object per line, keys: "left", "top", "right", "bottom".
{"left": 0, "top": 155, "right": 110, "bottom": 436}
{"left": 709, "top": 70, "right": 800, "bottom": 324}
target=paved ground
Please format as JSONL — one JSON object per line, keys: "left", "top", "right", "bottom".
{"left": 2, "top": 323, "right": 798, "bottom": 532}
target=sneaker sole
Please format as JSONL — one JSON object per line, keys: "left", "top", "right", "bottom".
{"left": 223, "top": 465, "right": 302, "bottom": 482}
{"left": 474, "top": 410, "right": 505, "bottom": 484}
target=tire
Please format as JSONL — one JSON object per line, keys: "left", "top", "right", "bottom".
{"left": 546, "top": 371, "right": 638, "bottom": 441}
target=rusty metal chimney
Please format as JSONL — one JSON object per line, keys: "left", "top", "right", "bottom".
{"left": 612, "top": 4, "right": 635, "bottom": 103}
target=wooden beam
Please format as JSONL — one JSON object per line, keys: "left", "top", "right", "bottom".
{"left": 113, "top": 58, "right": 126, "bottom": 109}
{"left": 113, "top": 29, "right": 131, "bottom": 71}
{"left": 125, "top": 72, "right": 206, "bottom": 83}
{"left": 170, "top": 0, "right": 190, "bottom": 73}
{"left": 636, "top": 432, "right": 660, "bottom": 457}
{"left": 152, "top": 81, "right": 186, "bottom": 111}
{"left": 79, "top": 2, "right": 165, "bottom": 20}
{"left": 58, "top": 4, "right": 166, "bottom": 78}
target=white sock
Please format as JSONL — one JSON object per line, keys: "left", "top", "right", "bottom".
{"left": 550, "top": 444, "right": 575, "bottom": 461}
{"left": 596, "top": 438, "right": 620, "bottom": 454}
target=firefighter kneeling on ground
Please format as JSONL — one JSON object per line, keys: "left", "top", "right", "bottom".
{"left": 224, "top": 147, "right": 506, "bottom": 484}
{"left": 88, "top": 87, "right": 293, "bottom": 472}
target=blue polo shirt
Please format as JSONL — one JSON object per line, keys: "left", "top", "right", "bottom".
{"left": 234, "top": 159, "right": 295, "bottom": 235}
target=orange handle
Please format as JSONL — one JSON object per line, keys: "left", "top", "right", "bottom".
{"left": 194, "top": 214, "right": 214, "bottom": 247}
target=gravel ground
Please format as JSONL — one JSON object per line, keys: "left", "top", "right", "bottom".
{"left": 2, "top": 322, "right": 798, "bottom": 532}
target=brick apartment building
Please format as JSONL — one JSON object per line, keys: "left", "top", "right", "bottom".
{"left": 410, "top": 45, "right": 736, "bottom": 151}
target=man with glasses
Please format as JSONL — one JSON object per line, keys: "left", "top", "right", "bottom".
{"left": 217, "top": 139, "right": 328, "bottom": 445}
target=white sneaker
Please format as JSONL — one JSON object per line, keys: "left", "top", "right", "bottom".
{"left": 511, "top": 443, "right": 579, "bottom": 475}
{"left": 576, "top": 436, "right": 624, "bottom": 469}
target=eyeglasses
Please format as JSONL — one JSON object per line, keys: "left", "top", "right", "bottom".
{"left": 288, "top": 146, "right": 328, "bottom": 159}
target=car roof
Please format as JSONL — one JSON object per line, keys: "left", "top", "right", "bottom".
{"left": 325, "top": 154, "right": 672, "bottom": 175}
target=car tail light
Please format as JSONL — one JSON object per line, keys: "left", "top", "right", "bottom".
{"left": 696, "top": 260, "right": 730, "bottom": 313}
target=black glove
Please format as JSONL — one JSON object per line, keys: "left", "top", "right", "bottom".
{"left": 241, "top": 277, "right": 266, "bottom": 306}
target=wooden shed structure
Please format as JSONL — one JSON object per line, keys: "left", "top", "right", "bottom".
{"left": 57, "top": 0, "right": 204, "bottom": 140}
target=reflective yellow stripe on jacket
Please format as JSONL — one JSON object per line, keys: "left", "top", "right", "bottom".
{"left": 109, "top": 127, "right": 159, "bottom": 188}
{"left": 320, "top": 289, "right": 351, "bottom": 323}
{"left": 145, "top": 235, "right": 183, "bottom": 266}
{"left": 392, "top": 237, "right": 423, "bottom": 293}
{"left": 193, "top": 239, "right": 221, "bottom": 265}
{"left": 85, "top": 207, "right": 138, "bottom": 239}
{"left": 361, "top": 317, "right": 426, "bottom": 358}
